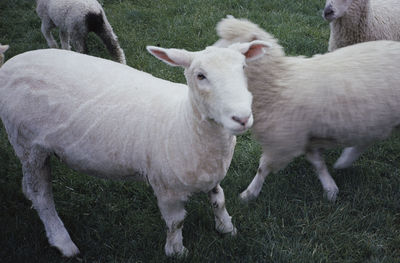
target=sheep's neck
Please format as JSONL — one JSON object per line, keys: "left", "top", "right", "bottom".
{"left": 156, "top": 95, "right": 234, "bottom": 193}
{"left": 331, "top": 0, "right": 370, "bottom": 46}
{"left": 247, "top": 56, "right": 287, "bottom": 111}
{"left": 184, "top": 94, "right": 233, "bottom": 147}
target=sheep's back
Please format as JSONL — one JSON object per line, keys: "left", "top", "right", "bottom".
{"left": 0, "top": 49, "right": 187, "bottom": 179}
{"left": 40, "top": 0, "right": 103, "bottom": 29}
{"left": 291, "top": 40, "right": 400, "bottom": 146}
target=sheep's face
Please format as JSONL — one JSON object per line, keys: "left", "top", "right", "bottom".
{"left": 147, "top": 41, "right": 269, "bottom": 135}
{"left": 323, "top": 0, "right": 354, "bottom": 21}
{"left": 186, "top": 47, "right": 254, "bottom": 135}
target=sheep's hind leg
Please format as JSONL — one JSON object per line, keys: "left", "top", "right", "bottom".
{"left": 208, "top": 184, "right": 237, "bottom": 235}
{"left": 333, "top": 145, "right": 367, "bottom": 169}
{"left": 71, "top": 30, "right": 88, "bottom": 54}
{"left": 157, "top": 197, "right": 188, "bottom": 257}
{"left": 306, "top": 149, "right": 339, "bottom": 202}
{"left": 21, "top": 151, "right": 79, "bottom": 257}
{"left": 59, "top": 30, "right": 71, "bottom": 50}
{"left": 240, "top": 153, "right": 271, "bottom": 202}
{"left": 40, "top": 19, "right": 58, "bottom": 48}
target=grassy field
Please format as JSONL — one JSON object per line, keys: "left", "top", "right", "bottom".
{"left": 1, "top": 0, "right": 399, "bottom": 262}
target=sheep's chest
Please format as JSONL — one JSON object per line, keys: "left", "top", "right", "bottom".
{"left": 152, "top": 141, "right": 235, "bottom": 194}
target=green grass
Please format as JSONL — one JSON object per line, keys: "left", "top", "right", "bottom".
{"left": 1, "top": 0, "right": 399, "bottom": 262}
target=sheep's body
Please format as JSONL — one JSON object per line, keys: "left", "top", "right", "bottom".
{"left": 0, "top": 44, "right": 9, "bottom": 66}
{"left": 215, "top": 17, "right": 400, "bottom": 202}
{"left": 324, "top": 0, "right": 400, "bottom": 51}
{"left": 0, "top": 43, "right": 266, "bottom": 256}
{"left": 36, "top": 0, "right": 126, "bottom": 64}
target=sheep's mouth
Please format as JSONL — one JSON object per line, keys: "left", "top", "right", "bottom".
{"left": 324, "top": 13, "right": 336, "bottom": 22}
{"left": 229, "top": 126, "right": 250, "bottom": 135}
{"left": 323, "top": 7, "right": 336, "bottom": 21}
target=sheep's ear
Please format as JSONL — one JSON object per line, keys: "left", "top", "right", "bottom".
{"left": 147, "top": 46, "right": 193, "bottom": 68}
{"left": 0, "top": 45, "right": 9, "bottom": 53}
{"left": 230, "top": 40, "right": 270, "bottom": 62}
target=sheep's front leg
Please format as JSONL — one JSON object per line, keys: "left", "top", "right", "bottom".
{"left": 208, "top": 184, "right": 237, "bottom": 235}
{"left": 157, "top": 197, "right": 188, "bottom": 257}
{"left": 334, "top": 145, "right": 367, "bottom": 169}
{"left": 40, "top": 19, "right": 58, "bottom": 48}
{"left": 306, "top": 149, "right": 339, "bottom": 202}
{"left": 240, "top": 153, "right": 270, "bottom": 202}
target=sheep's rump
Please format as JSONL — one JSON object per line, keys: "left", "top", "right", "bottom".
{"left": 85, "top": 12, "right": 104, "bottom": 33}
{"left": 37, "top": 0, "right": 103, "bottom": 29}
{"left": 248, "top": 40, "right": 400, "bottom": 149}
{"left": 0, "top": 49, "right": 186, "bottom": 179}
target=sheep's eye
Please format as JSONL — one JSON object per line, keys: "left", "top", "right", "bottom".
{"left": 197, "top": 73, "right": 206, "bottom": 80}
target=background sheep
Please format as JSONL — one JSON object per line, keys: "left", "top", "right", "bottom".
{"left": 215, "top": 16, "right": 400, "bottom": 202}
{"left": 0, "top": 44, "right": 9, "bottom": 66}
{"left": 323, "top": 0, "right": 400, "bottom": 51}
{"left": 0, "top": 41, "right": 267, "bottom": 257}
{"left": 36, "top": 0, "right": 126, "bottom": 64}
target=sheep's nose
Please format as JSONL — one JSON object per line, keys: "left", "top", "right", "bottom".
{"left": 323, "top": 5, "right": 335, "bottom": 20}
{"left": 232, "top": 115, "right": 250, "bottom": 126}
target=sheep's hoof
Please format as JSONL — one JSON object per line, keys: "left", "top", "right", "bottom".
{"left": 176, "top": 247, "right": 189, "bottom": 258}
{"left": 56, "top": 241, "right": 80, "bottom": 258}
{"left": 216, "top": 222, "right": 237, "bottom": 236}
{"left": 239, "top": 190, "right": 257, "bottom": 202}
{"left": 165, "top": 244, "right": 188, "bottom": 258}
{"left": 324, "top": 187, "right": 339, "bottom": 202}
{"left": 49, "top": 233, "right": 80, "bottom": 257}
{"left": 228, "top": 226, "right": 238, "bottom": 236}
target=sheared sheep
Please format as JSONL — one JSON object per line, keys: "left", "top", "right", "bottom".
{"left": 214, "top": 16, "right": 400, "bottom": 202}
{"left": 0, "top": 41, "right": 268, "bottom": 257}
{"left": 36, "top": 0, "right": 126, "bottom": 64}
{"left": 323, "top": 0, "right": 400, "bottom": 51}
{"left": 0, "top": 44, "right": 9, "bottom": 66}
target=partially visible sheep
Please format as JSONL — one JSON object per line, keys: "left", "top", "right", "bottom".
{"left": 36, "top": 0, "right": 126, "bottom": 64}
{"left": 0, "top": 41, "right": 268, "bottom": 256}
{"left": 323, "top": 0, "right": 400, "bottom": 51}
{"left": 0, "top": 44, "right": 9, "bottom": 66}
{"left": 215, "top": 16, "right": 400, "bottom": 202}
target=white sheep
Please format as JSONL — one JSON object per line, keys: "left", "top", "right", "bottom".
{"left": 0, "top": 41, "right": 268, "bottom": 257}
{"left": 323, "top": 0, "right": 400, "bottom": 51}
{"left": 0, "top": 44, "right": 9, "bottom": 66}
{"left": 36, "top": 0, "right": 126, "bottom": 64}
{"left": 214, "top": 16, "right": 400, "bottom": 202}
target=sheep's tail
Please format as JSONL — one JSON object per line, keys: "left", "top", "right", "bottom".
{"left": 215, "top": 15, "right": 277, "bottom": 44}
{"left": 85, "top": 12, "right": 126, "bottom": 64}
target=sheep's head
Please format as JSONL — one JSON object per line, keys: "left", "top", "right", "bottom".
{"left": 323, "top": 0, "right": 354, "bottom": 21}
{"left": 147, "top": 41, "right": 269, "bottom": 135}
{"left": 0, "top": 44, "right": 9, "bottom": 66}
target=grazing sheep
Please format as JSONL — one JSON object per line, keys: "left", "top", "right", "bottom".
{"left": 0, "top": 44, "right": 9, "bottom": 66}
{"left": 214, "top": 16, "right": 400, "bottom": 202}
{"left": 323, "top": 0, "right": 400, "bottom": 51}
{"left": 36, "top": 0, "right": 126, "bottom": 64}
{"left": 0, "top": 41, "right": 268, "bottom": 256}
